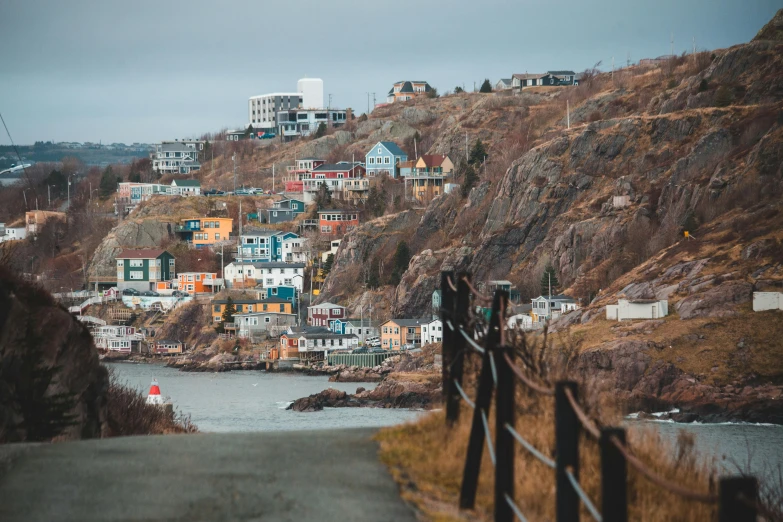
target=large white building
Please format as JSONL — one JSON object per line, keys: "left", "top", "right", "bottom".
{"left": 223, "top": 261, "right": 304, "bottom": 291}
{"left": 151, "top": 141, "right": 202, "bottom": 174}
{"left": 297, "top": 78, "right": 324, "bottom": 110}
{"left": 248, "top": 93, "right": 302, "bottom": 130}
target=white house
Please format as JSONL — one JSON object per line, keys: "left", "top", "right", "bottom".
{"left": 0, "top": 223, "right": 27, "bottom": 243}
{"left": 234, "top": 311, "right": 298, "bottom": 339}
{"left": 606, "top": 299, "right": 669, "bottom": 321}
{"left": 421, "top": 319, "right": 443, "bottom": 345}
{"left": 223, "top": 261, "right": 305, "bottom": 291}
{"left": 753, "top": 292, "right": 783, "bottom": 312}
{"left": 169, "top": 179, "right": 201, "bottom": 196}
{"left": 321, "top": 239, "right": 341, "bottom": 263}
{"left": 507, "top": 314, "right": 533, "bottom": 330}
{"left": 531, "top": 294, "right": 580, "bottom": 323}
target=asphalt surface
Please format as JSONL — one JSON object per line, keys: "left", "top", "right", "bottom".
{"left": 0, "top": 429, "right": 417, "bottom": 522}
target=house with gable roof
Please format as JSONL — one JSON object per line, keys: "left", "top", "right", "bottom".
{"left": 409, "top": 154, "right": 454, "bottom": 202}
{"left": 365, "top": 141, "right": 408, "bottom": 178}
{"left": 386, "top": 80, "right": 432, "bottom": 103}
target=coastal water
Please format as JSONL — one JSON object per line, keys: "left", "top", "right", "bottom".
{"left": 106, "top": 362, "right": 424, "bottom": 433}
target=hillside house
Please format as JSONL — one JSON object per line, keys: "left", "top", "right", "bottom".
{"left": 386, "top": 81, "right": 432, "bottom": 103}
{"left": 302, "top": 163, "right": 366, "bottom": 203}
{"left": 284, "top": 158, "right": 326, "bottom": 193}
{"left": 169, "top": 179, "right": 201, "bottom": 196}
{"left": 154, "top": 340, "right": 184, "bottom": 354}
{"left": 530, "top": 294, "right": 579, "bottom": 323}
{"left": 237, "top": 229, "right": 301, "bottom": 263}
{"left": 223, "top": 262, "right": 304, "bottom": 290}
{"left": 151, "top": 142, "right": 201, "bottom": 174}
{"left": 116, "top": 249, "right": 175, "bottom": 291}
{"left": 116, "top": 182, "right": 170, "bottom": 212}
{"left": 175, "top": 217, "right": 232, "bottom": 247}
{"left": 318, "top": 210, "right": 359, "bottom": 236}
{"left": 25, "top": 211, "right": 66, "bottom": 235}
{"left": 329, "top": 318, "right": 379, "bottom": 340}
{"left": 507, "top": 313, "right": 533, "bottom": 330}
{"left": 486, "top": 280, "right": 521, "bottom": 303}
{"left": 381, "top": 318, "right": 428, "bottom": 350}
{"left": 93, "top": 325, "right": 139, "bottom": 352}
{"left": 308, "top": 302, "right": 346, "bottom": 327}
{"left": 0, "top": 223, "right": 26, "bottom": 243}
{"left": 211, "top": 297, "right": 265, "bottom": 323}
{"left": 256, "top": 285, "right": 298, "bottom": 311}
{"left": 606, "top": 299, "right": 669, "bottom": 321}
{"left": 421, "top": 319, "right": 443, "bottom": 345}
{"left": 398, "top": 160, "right": 416, "bottom": 178}
{"left": 432, "top": 289, "right": 441, "bottom": 319}
{"left": 234, "top": 311, "right": 298, "bottom": 339}
{"left": 495, "top": 78, "right": 513, "bottom": 90}
{"left": 365, "top": 141, "right": 408, "bottom": 178}
{"left": 176, "top": 272, "right": 219, "bottom": 293}
{"left": 512, "top": 71, "right": 578, "bottom": 88}
{"left": 261, "top": 198, "right": 306, "bottom": 224}
{"left": 409, "top": 155, "right": 454, "bottom": 202}
{"left": 279, "top": 326, "right": 358, "bottom": 361}
{"left": 753, "top": 292, "right": 783, "bottom": 311}
{"left": 321, "top": 239, "right": 341, "bottom": 263}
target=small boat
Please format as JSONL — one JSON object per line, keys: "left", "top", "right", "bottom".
{"left": 146, "top": 378, "right": 164, "bottom": 405}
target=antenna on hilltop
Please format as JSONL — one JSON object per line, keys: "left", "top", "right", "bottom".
{"left": 670, "top": 31, "right": 674, "bottom": 56}
{"left": 627, "top": 51, "right": 630, "bottom": 68}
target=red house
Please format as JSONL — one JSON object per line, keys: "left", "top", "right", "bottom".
{"left": 303, "top": 163, "right": 366, "bottom": 200}
{"left": 318, "top": 210, "right": 359, "bottom": 236}
{"left": 307, "top": 302, "right": 346, "bottom": 326}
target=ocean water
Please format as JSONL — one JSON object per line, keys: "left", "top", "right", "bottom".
{"left": 106, "top": 362, "right": 424, "bottom": 433}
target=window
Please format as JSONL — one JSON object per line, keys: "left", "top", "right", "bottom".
{"left": 368, "top": 157, "right": 375, "bottom": 164}
{"left": 196, "top": 274, "right": 201, "bottom": 281}
{"left": 129, "top": 271, "right": 144, "bottom": 280}
{"left": 384, "top": 157, "right": 390, "bottom": 164}
{"left": 265, "top": 317, "right": 271, "bottom": 323}
{"left": 377, "top": 148, "right": 382, "bottom": 154}
{"left": 129, "top": 259, "right": 143, "bottom": 268}
{"left": 215, "top": 233, "right": 220, "bottom": 240}
{"left": 117, "top": 260, "right": 124, "bottom": 267}
{"left": 214, "top": 305, "right": 220, "bottom": 312}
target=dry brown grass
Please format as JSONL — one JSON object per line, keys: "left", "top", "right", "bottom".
{"left": 378, "top": 393, "right": 717, "bottom": 521}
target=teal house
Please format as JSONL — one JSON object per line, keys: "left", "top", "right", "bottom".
{"left": 116, "top": 248, "right": 175, "bottom": 291}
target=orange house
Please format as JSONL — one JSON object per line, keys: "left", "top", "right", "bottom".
{"left": 177, "top": 272, "right": 218, "bottom": 293}
{"left": 176, "top": 217, "right": 233, "bottom": 247}
{"left": 318, "top": 210, "right": 359, "bottom": 236}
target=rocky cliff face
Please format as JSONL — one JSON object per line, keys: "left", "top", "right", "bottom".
{"left": 0, "top": 270, "right": 108, "bottom": 442}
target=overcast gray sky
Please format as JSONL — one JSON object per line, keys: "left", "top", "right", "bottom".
{"left": 0, "top": 0, "right": 780, "bottom": 144}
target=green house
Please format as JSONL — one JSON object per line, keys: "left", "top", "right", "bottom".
{"left": 116, "top": 249, "right": 175, "bottom": 291}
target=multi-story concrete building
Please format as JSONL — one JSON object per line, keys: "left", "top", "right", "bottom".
{"left": 277, "top": 108, "right": 348, "bottom": 141}
{"left": 248, "top": 93, "right": 302, "bottom": 130}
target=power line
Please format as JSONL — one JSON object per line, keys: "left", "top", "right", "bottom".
{"left": 0, "top": 111, "right": 35, "bottom": 200}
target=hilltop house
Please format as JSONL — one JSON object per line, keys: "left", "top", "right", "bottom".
{"left": 409, "top": 154, "right": 454, "bottom": 202}
{"left": 169, "top": 179, "right": 201, "bottom": 196}
{"left": 606, "top": 299, "right": 669, "bottom": 321}
{"left": 495, "top": 78, "right": 513, "bottom": 90}
{"left": 223, "top": 262, "right": 304, "bottom": 290}
{"left": 386, "top": 81, "right": 432, "bottom": 103}
{"left": 318, "top": 210, "right": 359, "bottom": 236}
{"left": 365, "top": 142, "right": 408, "bottom": 178}
{"left": 261, "top": 198, "right": 306, "bottom": 224}
{"left": 116, "top": 249, "right": 175, "bottom": 291}
{"left": 151, "top": 142, "right": 201, "bottom": 174}
{"left": 512, "top": 71, "right": 578, "bottom": 88}
{"left": 308, "top": 302, "right": 346, "bottom": 327}
{"left": 175, "top": 217, "right": 232, "bottom": 247}
{"left": 530, "top": 294, "right": 579, "bottom": 323}
{"left": 380, "top": 318, "right": 429, "bottom": 350}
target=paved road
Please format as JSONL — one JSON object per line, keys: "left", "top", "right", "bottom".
{"left": 0, "top": 429, "right": 417, "bottom": 522}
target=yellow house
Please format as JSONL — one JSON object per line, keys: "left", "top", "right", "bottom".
{"left": 380, "top": 319, "right": 427, "bottom": 350}
{"left": 409, "top": 155, "right": 454, "bottom": 202}
{"left": 176, "top": 217, "right": 233, "bottom": 247}
{"left": 212, "top": 296, "right": 293, "bottom": 322}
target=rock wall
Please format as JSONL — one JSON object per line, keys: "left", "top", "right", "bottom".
{"left": 0, "top": 270, "right": 108, "bottom": 442}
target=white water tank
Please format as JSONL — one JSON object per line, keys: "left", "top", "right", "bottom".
{"left": 298, "top": 78, "right": 324, "bottom": 109}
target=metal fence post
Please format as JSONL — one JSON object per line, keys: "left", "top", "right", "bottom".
{"left": 495, "top": 344, "right": 515, "bottom": 522}
{"left": 459, "top": 290, "right": 504, "bottom": 509}
{"left": 718, "top": 476, "right": 757, "bottom": 522}
{"left": 441, "top": 271, "right": 456, "bottom": 413}
{"left": 556, "top": 381, "right": 580, "bottom": 522}
{"left": 600, "top": 427, "right": 627, "bottom": 522}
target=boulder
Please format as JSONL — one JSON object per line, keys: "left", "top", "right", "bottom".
{"left": 676, "top": 281, "right": 753, "bottom": 319}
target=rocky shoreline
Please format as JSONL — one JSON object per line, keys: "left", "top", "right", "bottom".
{"left": 287, "top": 378, "right": 442, "bottom": 412}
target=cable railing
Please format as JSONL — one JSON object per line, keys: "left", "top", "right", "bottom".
{"left": 439, "top": 270, "right": 760, "bottom": 522}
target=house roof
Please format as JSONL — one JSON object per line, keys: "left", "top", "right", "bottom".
{"left": 116, "top": 249, "right": 168, "bottom": 259}
{"left": 312, "top": 162, "right": 364, "bottom": 173}
{"left": 489, "top": 280, "right": 513, "bottom": 286}
{"left": 398, "top": 160, "right": 416, "bottom": 169}
{"left": 231, "top": 261, "right": 305, "bottom": 269}
{"left": 344, "top": 319, "right": 380, "bottom": 327}
{"left": 417, "top": 154, "right": 450, "bottom": 168}
{"left": 547, "top": 70, "right": 576, "bottom": 76}
{"left": 310, "top": 302, "right": 344, "bottom": 309}
{"left": 156, "top": 339, "right": 182, "bottom": 345}
{"left": 158, "top": 143, "right": 195, "bottom": 153}
{"left": 172, "top": 179, "right": 201, "bottom": 187}
{"left": 259, "top": 297, "right": 291, "bottom": 304}
{"left": 317, "top": 209, "right": 356, "bottom": 215}
{"left": 385, "top": 318, "right": 430, "bottom": 327}
{"left": 497, "top": 78, "right": 512, "bottom": 85}
{"left": 212, "top": 298, "right": 263, "bottom": 305}
{"left": 512, "top": 73, "right": 546, "bottom": 80}
{"left": 241, "top": 228, "right": 280, "bottom": 237}
{"left": 534, "top": 294, "right": 577, "bottom": 303}
{"left": 371, "top": 141, "right": 407, "bottom": 157}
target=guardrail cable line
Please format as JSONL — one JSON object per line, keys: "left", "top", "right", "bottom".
{"left": 565, "top": 466, "right": 603, "bottom": 522}
{"left": 481, "top": 409, "right": 496, "bottom": 466}
{"left": 488, "top": 351, "right": 499, "bottom": 386}
{"left": 458, "top": 326, "right": 486, "bottom": 354}
{"left": 504, "top": 493, "right": 530, "bottom": 522}
{"left": 454, "top": 380, "right": 476, "bottom": 409}
{"left": 563, "top": 387, "right": 601, "bottom": 439}
{"left": 609, "top": 435, "right": 719, "bottom": 503}
{"left": 504, "top": 423, "right": 555, "bottom": 469}
{"left": 503, "top": 352, "right": 555, "bottom": 396}
{"left": 446, "top": 275, "right": 458, "bottom": 292}
{"left": 445, "top": 319, "right": 455, "bottom": 332}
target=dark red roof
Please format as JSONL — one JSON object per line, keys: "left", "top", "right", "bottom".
{"left": 116, "top": 249, "right": 169, "bottom": 259}
{"left": 418, "top": 154, "right": 449, "bottom": 167}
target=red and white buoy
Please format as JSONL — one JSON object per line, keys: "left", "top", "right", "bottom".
{"left": 146, "top": 378, "right": 164, "bottom": 405}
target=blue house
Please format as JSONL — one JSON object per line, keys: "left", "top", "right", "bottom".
{"left": 330, "top": 318, "right": 349, "bottom": 335}
{"left": 262, "top": 198, "right": 306, "bottom": 224}
{"left": 263, "top": 285, "right": 299, "bottom": 311}
{"left": 365, "top": 141, "right": 408, "bottom": 178}
{"left": 238, "top": 229, "right": 300, "bottom": 262}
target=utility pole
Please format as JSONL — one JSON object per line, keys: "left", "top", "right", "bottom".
{"left": 612, "top": 56, "right": 615, "bottom": 84}
{"left": 272, "top": 164, "right": 275, "bottom": 193}
{"left": 232, "top": 154, "right": 237, "bottom": 192}
{"left": 328, "top": 94, "right": 332, "bottom": 110}
{"left": 567, "top": 100, "right": 570, "bottom": 129}
{"left": 366, "top": 92, "right": 370, "bottom": 114}
{"left": 48, "top": 185, "right": 51, "bottom": 208}
{"left": 670, "top": 31, "right": 674, "bottom": 57}
{"left": 627, "top": 51, "right": 630, "bottom": 68}
{"left": 372, "top": 93, "right": 376, "bottom": 108}
{"left": 67, "top": 177, "right": 71, "bottom": 209}
{"left": 692, "top": 36, "right": 696, "bottom": 55}
{"left": 465, "top": 132, "right": 469, "bottom": 162}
